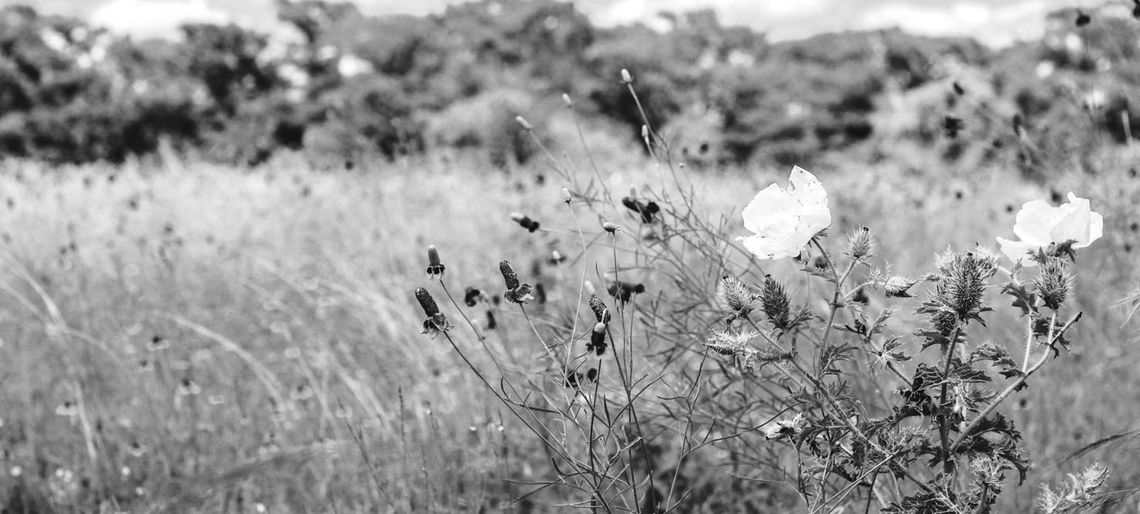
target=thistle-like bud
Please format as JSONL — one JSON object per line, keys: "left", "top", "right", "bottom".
{"left": 499, "top": 261, "right": 519, "bottom": 290}
{"left": 884, "top": 276, "right": 918, "bottom": 297}
{"left": 933, "top": 250, "right": 998, "bottom": 319}
{"left": 760, "top": 276, "right": 792, "bottom": 330}
{"left": 515, "top": 116, "right": 533, "bottom": 130}
{"left": 846, "top": 226, "right": 873, "bottom": 260}
{"left": 620, "top": 68, "right": 632, "bottom": 83}
{"left": 561, "top": 93, "right": 572, "bottom": 107}
{"left": 717, "top": 275, "right": 756, "bottom": 321}
{"left": 1035, "top": 258, "right": 1072, "bottom": 310}
{"left": 426, "top": 245, "right": 445, "bottom": 277}
{"left": 588, "top": 295, "right": 611, "bottom": 323}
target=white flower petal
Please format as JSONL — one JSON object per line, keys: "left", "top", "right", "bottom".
{"left": 1012, "top": 199, "right": 1063, "bottom": 246}
{"left": 1079, "top": 211, "right": 1104, "bottom": 249}
{"left": 739, "top": 167, "right": 831, "bottom": 260}
{"left": 997, "top": 236, "right": 1039, "bottom": 267}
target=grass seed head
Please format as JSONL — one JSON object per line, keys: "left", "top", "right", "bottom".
{"left": 426, "top": 245, "right": 445, "bottom": 277}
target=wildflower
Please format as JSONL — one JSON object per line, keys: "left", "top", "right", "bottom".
{"left": 717, "top": 275, "right": 757, "bottom": 322}
{"left": 415, "top": 287, "right": 449, "bottom": 337}
{"left": 738, "top": 166, "right": 831, "bottom": 260}
{"left": 509, "top": 212, "right": 541, "bottom": 233}
{"left": 927, "top": 250, "right": 998, "bottom": 324}
{"left": 602, "top": 221, "right": 619, "bottom": 233}
{"left": 561, "top": 187, "right": 572, "bottom": 203}
{"left": 621, "top": 195, "right": 660, "bottom": 223}
{"left": 587, "top": 322, "right": 607, "bottom": 355}
{"left": 588, "top": 295, "right": 611, "bottom": 323}
{"left": 763, "top": 413, "right": 806, "bottom": 440}
{"left": 547, "top": 250, "right": 567, "bottom": 265}
{"left": 996, "top": 193, "right": 1103, "bottom": 267}
{"left": 463, "top": 287, "right": 484, "bottom": 307}
{"left": 515, "top": 116, "right": 533, "bottom": 130}
{"left": 943, "top": 115, "right": 965, "bottom": 138}
{"left": 608, "top": 281, "right": 644, "bottom": 304}
{"left": 561, "top": 93, "right": 572, "bottom": 107}
{"left": 620, "top": 68, "right": 632, "bottom": 83}
{"left": 499, "top": 261, "right": 535, "bottom": 304}
{"left": 426, "top": 245, "right": 445, "bottom": 277}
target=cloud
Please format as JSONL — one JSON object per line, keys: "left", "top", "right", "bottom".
{"left": 90, "top": 0, "right": 231, "bottom": 40}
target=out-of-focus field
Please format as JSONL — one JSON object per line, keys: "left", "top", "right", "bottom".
{"left": 0, "top": 151, "right": 1137, "bottom": 512}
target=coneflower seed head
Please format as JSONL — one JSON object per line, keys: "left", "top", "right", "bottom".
{"left": 415, "top": 288, "right": 440, "bottom": 317}
{"left": 499, "top": 261, "right": 519, "bottom": 290}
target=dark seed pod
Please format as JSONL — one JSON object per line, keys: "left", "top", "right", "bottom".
{"left": 952, "top": 81, "right": 965, "bottom": 95}
{"left": 1075, "top": 11, "right": 1090, "bottom": 26}
{"left": 464, "top": 287, "right": 482, "bottom": 307}
{"left": 415, "top": 288, "right": 440, "bottom": 317}
{"left": 486, "top": 310, "right": 497, "bottom": 330}
{"left": 588, "top": 322, "right": 607, "bottom": 355}
{"left": 499, "top": 261, "right": 519, "bottom": 290}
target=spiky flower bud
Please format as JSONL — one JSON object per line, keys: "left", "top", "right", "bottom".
{"left": 884, "top": 275, "right": 918, "bottom": 297}
{"left": 704, "top": 330, "right": 761, "bottom": 371}
{"left": 588, "top": 295, "right": 611, "bottom": 323}
{"left": 762, "top": 413, "right": 806, "bottom": 441}
{"left": 515, "top": 116, "right": 533, "bottom": 130}
{"left": 620, "top": 68, "right": 632, "bottom": 83}
{"left": 718, "top": 275, "right": 757, "bottom": 321}
{"left": 933, "top": 250, "right": 998, "bottom": 320}
{"left": 499, "top": 261, "right": 519, "bottom": 290}
{"left": 760, "top": 276, "right": 792, "bottom": 330}
{"left": 846, "top": 226, "right": 873, "bottom": 260}
{"left": 426, "top": 245, "right": 445, "bottom": 277}
{"left": 1035, "top": 258, "right": 1072, "bottom": 310}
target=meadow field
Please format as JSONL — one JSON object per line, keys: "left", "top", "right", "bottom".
{"left": 0, "top": 139, "right": 1137, "bottom": 512}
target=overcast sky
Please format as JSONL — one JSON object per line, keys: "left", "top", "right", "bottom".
{"left": 6, "top": 0, "right": 1084, "bottom": 47}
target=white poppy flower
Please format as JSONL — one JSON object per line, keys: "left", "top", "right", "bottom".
{"left": 738, "top": 166, "right": 832, "bottom": 260}
{"left": 996, "top": 193, "right": 1103, "bottom": 266}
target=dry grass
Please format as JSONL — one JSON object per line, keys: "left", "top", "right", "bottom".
{"left": 0, "top": 147, "right": 1137, "bottom": 511}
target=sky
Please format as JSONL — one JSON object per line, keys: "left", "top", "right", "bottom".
{"left": 4, "top": 0, "right": 1084, "bottom": 47}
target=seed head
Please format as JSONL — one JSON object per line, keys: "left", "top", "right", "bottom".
{"left": 620, "top": 68, "right": 632, "bottom": 83}
{"left": 499, "top": 261, "right": 519, "bottom": 290}
{"left": 602, "top": 221, "right": 618, "bottom": 233}
{"left": 588, "top": 295, "right": 611, "bottom": 323}
{"left": 415, "top": 287, "right": 440, "bottom": 317}
{"left": 561, "top": 93, "right": 572, "bottom": 107}
{"left": 426, "top": 245, "right": 445, "bottom": 277}
{"left": 515, "top": 116, "right": 533, "bottom": 131}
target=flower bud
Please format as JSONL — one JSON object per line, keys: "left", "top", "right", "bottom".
{"left": 620, "top": 68, "right": 632, "bottom": 83}
{"left": 561, "top": 93, "right": 572, "bottom": 107}
{"left": 846, "top": 226, "right": 873, "bottom": 260}
{"left": 415, "top": 287, "right": 440, "bottom": 317}
{"left": 1035, "top": 259, "right": 1072, "bottom": 310}
{"left": 760, "top": 276, "right": 792, "bottom": 330}
{"left": 426, "top": 245, "right": 445, "bottom": 277}
{"left": 884, "top": 276, "right": 917, "bottom": 297}
{"left": 515, "top": 116, "right": 533, "bottom": 131}
{"left": 588, "top": 322, "right": 607, "bottom": 355}
{"left": 499, "top": 261, "right": 520, "bottom": 290}
{"left": 602, "top": 221, "right": 618, "bottom": 233}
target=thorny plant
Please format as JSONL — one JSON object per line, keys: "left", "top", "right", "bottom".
{"left": 411, "top": 69, "right": 1117, "bottom": 512}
